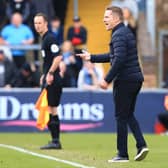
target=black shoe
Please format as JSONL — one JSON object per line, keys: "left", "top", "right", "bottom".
{"left": 134, "top": 147, "right": 149, "bottom": 161}
{"left": 108, "top": 156, "right": 129, "bottom": 163}
{"left": 40, "top": 141, "right": 62, "bottom": 150}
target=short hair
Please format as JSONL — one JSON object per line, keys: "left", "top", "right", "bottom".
{"left": 51, "top": 16, "right": 61, "bottom": 22}
{"left": 106, "top": 6, "right": 124, "bottom": 21}
{"left": 34, "top": 13, "right": 48, "bottom": 22}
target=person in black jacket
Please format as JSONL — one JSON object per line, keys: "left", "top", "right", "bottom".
{"left": 0, "top": 0, "right": 7, "bottom": 30}
{"left": 67, "top": 16, "right": 87, "bottom": 52}
{"left": 6, "top": 0, "right": 31, "bottom": 24}
{"left": 34, "top": 13, "right": 62, "bottom": 149}
{"left": 67, "top": 16, "right": 87, "bottom": 77}
{"left": 122, "top": 7, "right": 137, "bottom": 40}
{"left": 77, "top": 6, "right": 149, "bottom": 162}
{"left": 10, "top": 62, "right": 40, "bottom": 88}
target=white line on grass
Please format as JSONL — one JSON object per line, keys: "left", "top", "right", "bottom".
{"left": 0, "top": 144, "right": 95, "bottom": 168}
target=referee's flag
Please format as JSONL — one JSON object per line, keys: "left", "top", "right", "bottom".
{"left": 35, "top": 88, "right": 49, "bottom": 130}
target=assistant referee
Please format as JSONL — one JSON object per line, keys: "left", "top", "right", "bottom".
{"left": 34, "top": 13, "right": 62, "bottom": 150}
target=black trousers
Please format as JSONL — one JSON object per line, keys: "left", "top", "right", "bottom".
{"left": 42, "top": 74, "right": 62, "bottom": 107}
{"left": 113, "top": 81, "right": 146, "bottom": 157}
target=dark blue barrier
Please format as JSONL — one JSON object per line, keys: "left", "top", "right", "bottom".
{"left": 0, "top": 88, "right": 166, "bottom": 133}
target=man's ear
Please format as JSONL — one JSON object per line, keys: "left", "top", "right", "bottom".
{"left": 113, "top": 14, "right": 120, "bottom": 24}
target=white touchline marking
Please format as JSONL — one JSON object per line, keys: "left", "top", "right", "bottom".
{"left": 0, "top": 144, "right": 95, "bottom": 168}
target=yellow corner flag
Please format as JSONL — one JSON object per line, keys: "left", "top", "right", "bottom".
{"left": 35, "top": 88, "right": 49, "bottom": 130}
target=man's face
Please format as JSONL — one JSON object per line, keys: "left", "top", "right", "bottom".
{"left": 73, "top": 21, "right": 81, "bottom": 28}
{"left": 103, "top": 10, "right": 115, "bottom": 31}
{"left": 51, "top": 19, "right": 60, "bottom": 29}
{"left": 34, "top": 16, "right": 47, "bottom": 35}
{"left": 12, "top": 13, "right": 22, "bottom": 27}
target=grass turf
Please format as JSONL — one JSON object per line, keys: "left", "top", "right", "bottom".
{"left": 0, "top": 133, "right": 167, "bottom": 168}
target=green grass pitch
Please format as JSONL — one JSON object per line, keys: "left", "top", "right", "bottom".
{"left": 0, "top": 133, "right": 167, "bottom": 168}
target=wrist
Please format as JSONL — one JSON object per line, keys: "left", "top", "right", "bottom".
{"left": 48, "top": 71, "right": 54, "bottom": 75}
{"left": 87, "top": 54, "right": 91, "bottom": 61}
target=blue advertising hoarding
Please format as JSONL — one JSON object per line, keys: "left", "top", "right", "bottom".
{"left": 0, "top": 88, "right": 167, "bottom": 133}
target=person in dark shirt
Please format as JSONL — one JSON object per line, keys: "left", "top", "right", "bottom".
{"left": 29, "top": 0, "right": 55, "bottom": 67}
{"left": 77, "top": 6, "right": 149, "bottom": 162}
{"left": 34, "top": 13, "right": 62, "bottom": 150}
{"left": 6, "top": 0, "right": 31, "bottom": 24}
{"left": 122, "top": 7, "right": 137, "bottom": 40}
{"left": 0, "top": 0, "right": 7, "bottom": 30}
{"left": 67, "top": 16, "right": 87, "bottom": 51}
{"left": 10, "top": 62, "right": 40, "bottom": 88}
{"left": 50, "top": 16, "right": 64, "bottom": 46}
{"left": 67, "top": 16, "right": 87, "bottom": 76}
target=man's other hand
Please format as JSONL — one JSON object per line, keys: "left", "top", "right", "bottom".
{"left": 99, "top": 79, "right": 109, "bottom": 90}
{"left": 76, "top": 50, "right": 91, "bottom": 61}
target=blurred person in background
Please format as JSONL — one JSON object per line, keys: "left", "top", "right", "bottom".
{"left": 0, "top": 50, "right": 18, "bottom": 88}
{"left": 67, "top": 16, "right": 87, "bottom": 54}
{"left": 61, "top": 40, "right": 78, "bottom": 87}
{"left": 10, "top": 62, "right": 40, "bottom": 87}
{"left": 6, "top": 0, "right": 31, "bottom": 24}
{"left": 122, "top": 7, "right": 137, "bottom": 39}
{"left": 0, "top": 0, "right": 7, "bottom": 30}
{"left": 50, "top": 16, "right": 64, "bottom": 46}
{"left": 111, "top": 0, "right": 139, "bottom": 21}
{"left": 30, "top": 0, "right": 55, "bottom": 22}
{"left": 67, "top": 16, "right": 87, "bottom": 81}
{"left": 0, "top": 12, "right": 34, "bottom": 69}
{"left": 77, "top": 61, "right": 103, "bottom": 91}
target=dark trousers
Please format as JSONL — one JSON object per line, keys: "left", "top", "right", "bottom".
{"left": 113, "top": 81, "right": 146, "bottom": 157}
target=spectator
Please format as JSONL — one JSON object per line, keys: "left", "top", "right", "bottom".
{"left": 67, "top": 16, "right": 87, "bottom": 78}
{"left": 77, "top": 61, "right": 103, "bottom": 91}
{"left": 0, "top": 0, "right": 7, "bottom": 30}
{"left": 0, "top": 12, "right": 34, "bottom": 69}
{"left": 0, "top": 50, "right": 18, "bottom": 88}
{"left": 50, "top": 16, "right": 64, "bottom": 46}
{"left": 61, "top": 40, "right": 78, "bottom": 87}
{"left": 122, "top": 7, "right": 137, "bottom": 38}
{"left": 111, "top": 0, "right": 139, "bottom": 21}
{"left": 10, "top": 62, "right": 40, "bottom": 87}
{"left": 67, "top": 16, "right": 87, "bottom": 53}
{"left": 30, "top": 0, "right": 55, "bottom": 22}
{"left": 6, "top": 0, "right": 31, "bottom": 24}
